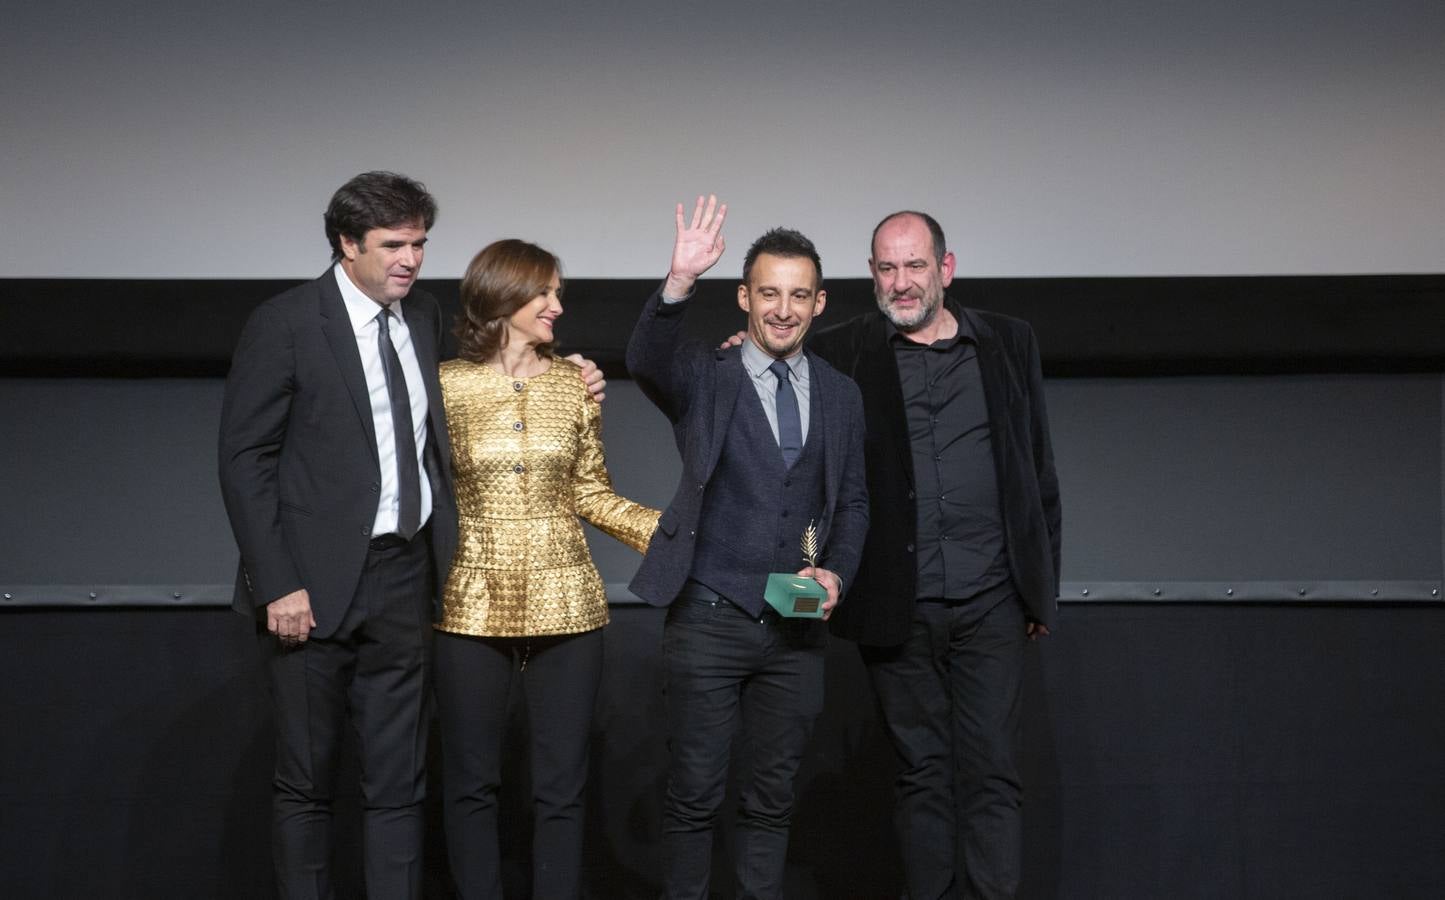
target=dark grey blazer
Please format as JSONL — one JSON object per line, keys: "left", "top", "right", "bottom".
{"left": 625, "top": 287, "right": 870, "bottom": 608}
{"left": 217, "top": 271, "right": 457, "bottom": 638}
{"left": 810, "top": 301, "right": 1062, "bottom": 644}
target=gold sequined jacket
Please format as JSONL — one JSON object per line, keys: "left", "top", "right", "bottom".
{"left": 436, "top": 356, "right": 659, "bottom": 637}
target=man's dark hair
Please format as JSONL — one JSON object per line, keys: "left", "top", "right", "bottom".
{"left": 871, "top": 210, "right": 947, "bottom": 266}
{"left": 741, "top": 228, "right": 823, "bottom": 288}
{"left": 324, "top": 171, "right": 439, "bottom": 261}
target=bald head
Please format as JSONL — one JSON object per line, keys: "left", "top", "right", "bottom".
{"left": 871, "top": 210, "right": 947, "bottom": 267}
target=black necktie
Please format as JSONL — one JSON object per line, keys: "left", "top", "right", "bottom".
{"left": 377, "top": 309, "right": 421, "bottom": 539}
{"left": 770, "top": 359, "right": 802, "bottom": 468}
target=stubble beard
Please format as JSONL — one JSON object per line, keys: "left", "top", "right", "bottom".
{"left": 875, "top": 284, "right": 942, "bottom": 334}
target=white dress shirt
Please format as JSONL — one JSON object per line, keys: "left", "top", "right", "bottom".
{"left": 334, "top": 263, "right": 433, "bottom": 537}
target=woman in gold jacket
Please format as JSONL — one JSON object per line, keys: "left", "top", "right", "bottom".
{"left": 434, "top": 239, "right": 659, "bottom": 900}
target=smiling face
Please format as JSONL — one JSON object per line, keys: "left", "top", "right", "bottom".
{"left": 338, "top": 219, "right": 428, "bottom": 306}
{"left": 504, "top": 273, "right": 563, "bottom": 350}
{"left": 870, "top": 214, "right": 955, "bottom": 333}
{"left": 737, "top": 253, "right": 827, "bottom": 359}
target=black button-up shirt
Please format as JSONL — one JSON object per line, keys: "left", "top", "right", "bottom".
{"left": 890, "top": 300, "right": 1010, "bottom": 600}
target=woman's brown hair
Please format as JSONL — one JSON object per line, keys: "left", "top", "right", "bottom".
{"left": 454, "top": 239, "right": 561, "bottom": 362}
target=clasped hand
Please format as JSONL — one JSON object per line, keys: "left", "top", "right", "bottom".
{"left": 798, "top": 566, "right": 841, "bottom": 620}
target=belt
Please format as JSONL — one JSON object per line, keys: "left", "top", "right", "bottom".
{"left": 368, "top": 523, "right": 429, "bottom": 552}
{"left": 676, "top": 580, "right": 778, "bottom": 622}
{"left": 368, "top": 533, "right": 409, "bottom": 551}
{"left": 917, "top": 578, "right": 1015, "bottom": 608}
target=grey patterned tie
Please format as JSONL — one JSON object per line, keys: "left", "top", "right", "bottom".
{"left": 377, "top": 309, "right": 421, "bottom": 538}
{"left": 770, "top": 359, "right": 802, "bottom": 468}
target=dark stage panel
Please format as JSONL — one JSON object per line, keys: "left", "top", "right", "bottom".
{"left": 1, "top": 375, "right": 1439, "bottom": 604}
{"left": 2, "top": 604, "right": 1443, "bottom": 898}
{"left": 2, "top": 275, "right": 1442, "bottom": 377}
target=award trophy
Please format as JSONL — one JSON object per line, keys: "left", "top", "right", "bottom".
{"left": 763, "top": 520, "right": 828, "bottom": 618}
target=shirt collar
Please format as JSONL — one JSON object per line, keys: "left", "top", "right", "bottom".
{"left": 886, "top": 294, "right": 974, "bottom": 348}
{"left": 334, "top": 262, "right": 405, "bottom": 334}
{"left": 741, "top": 336, "right": 809, "bottom": 382}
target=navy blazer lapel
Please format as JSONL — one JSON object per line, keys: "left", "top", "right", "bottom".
{"left": 705, "top": 348, "right": 744, "bottom": 475}
{"left": 855, "top": 314, "right": 916, "bottom": 491}
{"left": 318, "top": 271, "right": 381, "bottom": 465}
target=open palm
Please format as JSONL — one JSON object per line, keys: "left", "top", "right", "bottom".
{"left": 671, "top": 194, "right": 728, "bottom": 280}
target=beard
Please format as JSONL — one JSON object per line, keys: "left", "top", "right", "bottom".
{"left": 875, "top": 281, "right": 943, "bottom": 333}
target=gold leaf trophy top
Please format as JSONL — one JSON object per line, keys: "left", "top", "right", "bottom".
{"left": 801, "top": 519, "right": 819, "bottom": 568}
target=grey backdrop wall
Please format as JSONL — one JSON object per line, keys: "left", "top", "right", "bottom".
{"left": 3, "top": 0, "right": 1442, "bottom": 279}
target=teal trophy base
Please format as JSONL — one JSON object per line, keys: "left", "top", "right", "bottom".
{"left": 764, "top": 573, "right": 827, "bottom": 618}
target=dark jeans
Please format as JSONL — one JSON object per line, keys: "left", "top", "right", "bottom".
{"left": 661, "top": 592, "right": 827, "bottom": 900}
{"left": 434, "top": 626, "right": 603, "bottom": 900}
{"left": 266, "top": 534, "right": 433, "bottom": 900}
{"left": 860, "top": 583, "right": 1026, "bottom": 900}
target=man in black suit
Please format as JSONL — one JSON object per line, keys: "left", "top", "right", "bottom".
{"left": 627, "top": 197, "right": 869, "bottom": 900}
{"left": 218, "top": 171, "right": 455, "bottom": 899}
{"left": 812, "top": 211, "right": 1061, "bottom": 900}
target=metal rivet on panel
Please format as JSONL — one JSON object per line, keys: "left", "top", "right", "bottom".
{"left": 1225, "top": 588, "right": 1234, "bottom": 596}
{"left": 1080, "top": 588, "right": 1089, "bottom": 597}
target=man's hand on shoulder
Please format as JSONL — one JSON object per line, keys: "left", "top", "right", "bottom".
{"left": 717, "top": 330, "right": 746, "bottom": 350}
{"left": 268, "top": 589, "right": 316, "bottom": 647}
{"left": 663, "top": 194, "right": 727, "bottom": 300}
{"left": 564, "top": 353, "right": 606, "bottom": 403}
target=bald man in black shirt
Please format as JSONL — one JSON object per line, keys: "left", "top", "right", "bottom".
{"left": 811, "top": 210, "right": 1061, "bottom": 900}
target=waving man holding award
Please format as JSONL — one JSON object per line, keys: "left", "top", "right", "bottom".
{"left": 626, "top": 195, "right": 869, "bottom": 900}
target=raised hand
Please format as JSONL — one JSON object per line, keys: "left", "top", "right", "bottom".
{"left": 665, "top": 194, "right": 727, "bottom": 298}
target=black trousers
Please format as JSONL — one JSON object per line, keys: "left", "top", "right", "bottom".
{"left": 434, "top": 626, "right": 603, "bottom": 900}
{"left": 860, "top": 582, "right": 1027, "bottom": 900}
{"left": 266, "top": 533, "right": 434, "bottom": 900}
{"left": 661, "top": 592, "right": 827, "bottom": 900}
